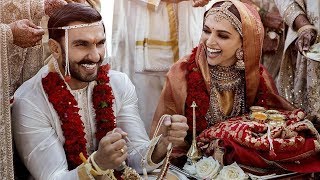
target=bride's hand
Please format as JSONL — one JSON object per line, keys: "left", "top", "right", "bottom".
{"left": 162, "top": 115, "right": 189, "bottom": 147}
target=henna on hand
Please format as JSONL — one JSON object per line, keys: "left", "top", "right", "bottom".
{"left": 9, "top": 19, "right": 45, "bottom": 48}
{"left": 295, "top": 28, "right": 317, "bottom": 52}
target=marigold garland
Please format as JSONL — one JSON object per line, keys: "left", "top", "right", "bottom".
{"left": 42, "top": 64, "right": 116, "bottom": 169}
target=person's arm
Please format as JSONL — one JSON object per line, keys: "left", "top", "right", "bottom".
{"left": 0, "top": 23, "right": 14, "bottom": 45}
{"left": 275, "top": 0, "right": 317, "bottom": 52}
{"left": 192, "top": 0, "right": 210, "bottom": 7}
{"left": 274, "top": 0, "right": 305, "bottom": 29}
{"left": 2, "top": 0, "right": 69, "bottom": 48}
{"left": 112, "top": 72, "right": 162, "bottom": 172}
{"left": 293, "top": 15, "right": 317, "bottom": 52}
{"left": 150, "top": 115, "right": 189, "bottom": 163}
{"left": 112, "top": 72, "right": 188, "bottom": 171}
{"left": 8, "top": 19, "right": 45, "bottom": 48}
{"left": 12, "top": 98, "right": 80, "bottom": 180}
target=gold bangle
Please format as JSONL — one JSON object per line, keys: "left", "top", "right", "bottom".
{"left": 297, "top": 24, "right": 318, "bottom": 35}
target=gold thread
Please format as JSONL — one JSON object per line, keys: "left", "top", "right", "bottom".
{"left": 139, "top": 2, "right": 179, "bottom": 63}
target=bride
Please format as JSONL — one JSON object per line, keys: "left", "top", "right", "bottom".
{"left": 150, "top": 0, "right": 320, "bottom": 175}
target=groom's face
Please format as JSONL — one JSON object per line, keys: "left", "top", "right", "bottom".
{"left": 61, "top": 21, "right": 106, "bottom": 82}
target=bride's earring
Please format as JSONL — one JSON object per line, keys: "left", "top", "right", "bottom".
{"left": 235, "top": 48, "right": 245, "bottom": 70}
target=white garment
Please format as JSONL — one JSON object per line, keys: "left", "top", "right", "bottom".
{"left": 12, "top": 65, "right": 161, "bottom": 180}
{"left": 111, "top": 0, "right": 204, "bottom": 133}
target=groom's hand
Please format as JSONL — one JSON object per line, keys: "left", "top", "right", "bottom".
{"left": 94, "top": 128, "right": 128, "bottom": 170}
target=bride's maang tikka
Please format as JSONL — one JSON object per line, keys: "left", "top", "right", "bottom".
{"left": 205, "top": 1, "right": 243, "bottom": 37}
{"left": 50, "top": 21, "right": 104, "bottom": 81}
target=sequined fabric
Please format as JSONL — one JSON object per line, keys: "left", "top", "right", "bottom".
{"left": 0, "top": 23, "right": 14, "bottom": 180}
{"left": 0, "top": 0, "right": 45, "bottom": 179}
{"left": 276, "top": 0, "right": 320, "bottom": 119}
{"left": 1, "top": 0, "right": 45, "bottom": 95}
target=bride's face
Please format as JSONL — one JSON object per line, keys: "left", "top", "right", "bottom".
{"left": 200, "top": 14, "right": 242, "bottom": 67}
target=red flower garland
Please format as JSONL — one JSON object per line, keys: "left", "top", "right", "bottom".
{"left": 185, "top": 47, "right": 210, "bottom": 136}
{"left": 42, "top": 64, "right": 116, "bottom": 169}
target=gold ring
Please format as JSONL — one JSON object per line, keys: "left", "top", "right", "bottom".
{"left": 120, "top": 148, "right": 124, "bottom": 154}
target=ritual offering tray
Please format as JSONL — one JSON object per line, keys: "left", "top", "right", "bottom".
{"left": 249, "top": 106, "right": 286, "bottom": 125}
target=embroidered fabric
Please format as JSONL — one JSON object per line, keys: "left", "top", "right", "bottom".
{"left": 276, "top": 0, "right": 320, "bottom": 119}
{"left": 205, "top": 1, "right": 242, "bottom": 36}
{"left": 0, "top": 24, "right": 14, "bottom": 180}
{"left": 205, "top": 65, "right": 245, "bottom": 125}
{"left": 71, "top": 87, "right": 97, "bottom": 154}
{"left": 1, "top": 0, "right": 45, "bottom": 95}
{"left": 283, "top": 2, "right": 305, "bottom": 28}
{"left": 1, "top": 0, "right": 44, "bottom": 179}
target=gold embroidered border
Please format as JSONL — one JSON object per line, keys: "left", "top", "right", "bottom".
{"left": 283, "top": 2, "right": 305, "bottom": 28}
{"left": 138, "top": 2, "right": 179, "bottom": 63}
{"left": 136, "top": 38, "right": 178, "bottom": 47}
{"left": 0, "top": 23, "right": 14, "bottom": 180}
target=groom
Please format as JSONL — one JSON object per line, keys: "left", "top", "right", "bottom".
{"left": 12, "top": 3, "right": 188, "bottom": 179}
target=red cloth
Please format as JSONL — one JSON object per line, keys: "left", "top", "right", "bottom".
{"left": 197, "top": 109, "right": 320, "bottom": 173}
{"left": 222, "top": 139, "right": 320, "bottom": 173}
